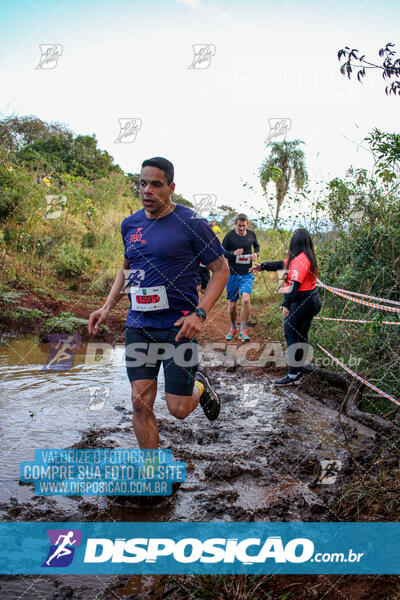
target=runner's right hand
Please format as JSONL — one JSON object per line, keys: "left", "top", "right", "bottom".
{"left": 249, "top": 264, "right": 261, "bottom": 275}
{"left": 88, "top": 307, "right": 110, "bottom": 335}
{"left": 233, "top": 248, "right": 243, "bottom": 256}
{"left": 282, "top": 306, "right": 289, "bottom": 319}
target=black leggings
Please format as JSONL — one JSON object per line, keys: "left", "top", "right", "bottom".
{"left": 283, "top": 292, "right": 322, "bottom": 374}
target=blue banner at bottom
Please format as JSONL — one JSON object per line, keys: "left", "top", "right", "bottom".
{"left": 0, "top": 522, "right": 399, "bottom": 574}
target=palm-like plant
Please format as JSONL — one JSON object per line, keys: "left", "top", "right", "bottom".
{"left": 259, "top": 139, "right": 308, "bottom": 229}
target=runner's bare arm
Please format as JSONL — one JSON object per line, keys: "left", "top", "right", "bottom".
{"left": 174, "top": 255, "right": 229, "bottom": 341}
{"left": 102, "top": 257, "right": 130, "bottom": 311}
{"left": 88, "top": 258, "right": 129, "bottom": 335}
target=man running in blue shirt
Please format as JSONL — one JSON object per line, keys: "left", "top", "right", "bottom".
{"left": 88, "top": 157, "right": 229, "bottom": 449}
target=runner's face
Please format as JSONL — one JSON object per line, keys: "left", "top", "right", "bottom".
{"left": 139, "top": 166, "right": 175, "bottom": 218}
{"left": 236, "top": 219, "right": 247, "bottom": 235}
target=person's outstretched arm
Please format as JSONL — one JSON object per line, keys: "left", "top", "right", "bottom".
{"left": 88, "top": 257, "right": 129, "bottom": 334}
{"left": 260, "top": 260, "right": 285, "bottom": 271}
{"left": 250, "top": 259, "right": 285, "bottom": 275}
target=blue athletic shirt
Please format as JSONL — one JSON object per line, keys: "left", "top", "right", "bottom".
{"left": 121, "top": 203, "right": 224, "bottom": 328}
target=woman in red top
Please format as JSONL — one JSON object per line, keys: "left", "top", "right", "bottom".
{"left": 250, "top": 228, "right": 321, "bottom": 386}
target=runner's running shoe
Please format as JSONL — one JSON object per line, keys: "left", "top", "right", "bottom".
{"left": 273, "top": 373, "right": 303, "bottom": 386}
{"left": 239, "top": 329, "right": 250, "bottom": 342}
{"left": 195, "top": 370, "right": 221, "bottom": 421}
{"left": 226, "top": 328, "right": 236, "bottom": 341}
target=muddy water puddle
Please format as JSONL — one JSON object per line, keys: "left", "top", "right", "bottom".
{"left": 0, "top": 335, "right": 377, "bottom": 597}
{"left": 0, "top": 335, "right": 375, "bottom": 522}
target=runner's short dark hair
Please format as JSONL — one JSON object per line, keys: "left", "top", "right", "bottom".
{"left": 236, "top": 213, "right": 248, "bottom": 222}
{"left": 141, "top": 157, "right": 174, "bottom": 184}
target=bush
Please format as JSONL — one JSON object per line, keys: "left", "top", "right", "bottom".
{"left": 35, "top": 237, "right": 55, "bottom": 257}
{"left": 312, "top": 167, "right": 400, "bottom": 405}
{"left": 16, "top": 307, "right": 48, "bottom": 319}
{"left": 38, "top": 311, "right": 108, "bottom": 341}
{"left": 81, "top": 231, "right": 97, "bottom": 248}
{"left": 87, "top": 268, "right": 117, "bottom": 295}
{"left": 55, "top": 246, "right": 91, "bottom": 279}
{"left": 0, "top": 188, "right": 22, "bottom": 222}
{"left": 0, "top": 151, "right": 44, "bottom": 224}
{"left": 3, "top": 226, "right": 16, "bottom": 243}
{"left": 39, "top": 311, "right": 88, "bottom": 341}
{"left": 16, "top": 232, "right": 34, "bottom": 253}
{"left": 0, "top": 286, "right": 23, "bottom": 304}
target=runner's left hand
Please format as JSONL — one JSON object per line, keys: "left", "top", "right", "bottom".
{"left": 282, "top": 306, "right": 289, "bottom": 319}
{"left": 174, "top": 313, "right": 204, "bottom": 341}
{"left": 250, "top": 253, "right": 258, "bottom": 262}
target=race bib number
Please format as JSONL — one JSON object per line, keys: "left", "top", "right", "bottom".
{"left": 236, "top": 254, "right": 250, "bottom": 264}
{"left": 130, "top": 286, "right": 169, "bottom": 311}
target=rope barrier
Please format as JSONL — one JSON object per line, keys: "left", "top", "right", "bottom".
{"left": 316, "top": 343, "right": 400, "bottom": 407}
{"left": 317, "top": 280, "right": 400, "bottom": 314}
{"left": 315, "top": 316, "right": 400, "bottom": 325}
{"left": 316, "top": 280, "right": 400, "bottom": 306}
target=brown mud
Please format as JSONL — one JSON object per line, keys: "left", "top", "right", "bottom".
{"left": 0, "top": 289, "right": 398, "bottom": 599}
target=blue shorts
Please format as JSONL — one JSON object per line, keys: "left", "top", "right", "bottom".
{"left": 226, "top": 273, "right": 255, "bottom": 302}
{"left": 125, "top": 327, "right": 199, "bottom": 396}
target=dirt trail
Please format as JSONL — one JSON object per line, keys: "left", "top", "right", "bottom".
{"left": 0, "top": 335, "right": 376, "bottom": 524}
{"left": 0, "top": 292, "right": 391, "bottom": 599}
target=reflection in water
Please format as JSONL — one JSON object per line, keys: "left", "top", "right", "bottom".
{"left": 0, "top": 337, "right": 139, "bottom": 494}
{"left": 0, "top": 335, "right": 374, "bottom": 518}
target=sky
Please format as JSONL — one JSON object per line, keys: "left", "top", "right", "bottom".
{"left": 0, "top": 0, "right": 399, "bottom": 219}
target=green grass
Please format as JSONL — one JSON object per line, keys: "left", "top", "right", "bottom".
{"left": 52, "top": 294, "right": 70, "bottom": 302}
{"left": 39, "top": 311, "right": 89, "bottom": 341}
{"left": 0, "top": 286, "right": 23, "bottom": 304}
{"left": 16, "top": 307, "right": 48, "bottom": 319}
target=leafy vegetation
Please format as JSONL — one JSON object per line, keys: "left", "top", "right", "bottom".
{"left": 55, "top": 246, "right": 92, "bottom": 279}
{"left": 38, "top": 311, "right": 89, "bottom": 341}
{"left": 312, "top": 150, "right": 400, "bottom": 406}
{"left": 338, "top": 42, "right": 400, "bottom": 95}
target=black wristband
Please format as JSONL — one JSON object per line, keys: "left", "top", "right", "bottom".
{"left": 194, "top": 308, "right": 207, "bottom": 320}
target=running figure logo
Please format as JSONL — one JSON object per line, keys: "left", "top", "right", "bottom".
{"left": 115, "top": 118, "right": 142, "bottom": 143}
{"left": 318, "top": 459, "right": 342, "bottom": 484}
{"left": 42, "top": 529, "right": 82, "bottom": 567}
{"left": 44, "top": 195, "right": 67, "bottom": 219}
{"left": 275, "top": 268, "right": 299, "bottom": 294}
{"left": 87, "top": 386, "right": 110, "bottom": 411}
{"left": 122, "top": 269, "right": 146, "bottom": 293}
{"left": 265, "top": 118, "right": 292, "bottom": 144}
{"left": 188, "top": 44, "right": 216, "bottom": 69}
{"left": 192, "top": 194, "right": 217, "bottom": 218}
{"left": 240, "top": 383, "right": 263, "bottom": 408}
{"left": 35, "top": 44, "right": 63, "bottom": 69}
{"left": 42, "top": 334, "right": 81, "bottom": 371}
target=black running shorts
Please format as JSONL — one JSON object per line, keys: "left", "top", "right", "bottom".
{"left": 125, "top": 327, "right": 199, "bottom": 396}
